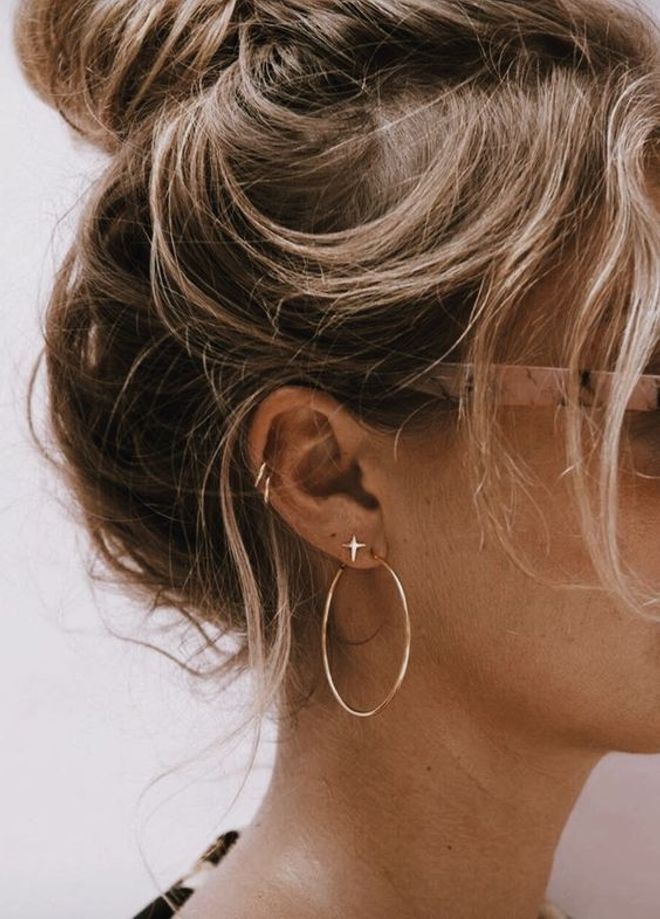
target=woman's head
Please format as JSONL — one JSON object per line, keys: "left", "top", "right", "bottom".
{"left": 13, "top": 0, "right": 660, "bottom": 752}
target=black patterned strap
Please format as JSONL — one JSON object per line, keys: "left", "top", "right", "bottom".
{"left": 130, "top": 830, "right": 241, "bottom": 919}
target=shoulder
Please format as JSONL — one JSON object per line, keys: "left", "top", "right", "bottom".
{"left": 176, "top": 867, "right": 321, "bottom": 919}
{"left": 166, "top": 828, "right": 322, "bottom": 919}
{"left": 131, "top": 830, "right": 242, "bottom": 919}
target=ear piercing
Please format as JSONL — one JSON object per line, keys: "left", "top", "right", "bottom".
{"left": 341, "top": 534, "right": 367, "bottom": 562}
{"left": 253, "top": 458, "right": 410, "bottom": 716}
{"left": 254, "top": 468, "right": 367, "bottom": 563}
{"left": 254, "top": 460, "right": 271, "bottom": 505}
{"left": 255, "top": 465, "right": 367, "bottom": 563}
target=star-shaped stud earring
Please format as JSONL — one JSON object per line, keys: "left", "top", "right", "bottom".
{"left": 341, "top": 534, "right": 367, "bottom": 563}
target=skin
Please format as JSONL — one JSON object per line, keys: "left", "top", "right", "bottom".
{"left": 177, "top": 356, "right": 660, "bottom": 918}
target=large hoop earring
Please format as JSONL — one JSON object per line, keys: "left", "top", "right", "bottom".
{"left": 321, "top": 549, "right": 411, "bottom": 718}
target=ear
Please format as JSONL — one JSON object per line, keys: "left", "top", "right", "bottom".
{"left": 247, "top": 386, "right": 387, "bottom": 570}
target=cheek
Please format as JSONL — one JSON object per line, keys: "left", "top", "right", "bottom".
{"left": 492, "top": 469, "right": 660, "bottom": 753}
{"left": 618, "top": 461, "right": 660, "bottom": 594}
{"left": 411, "top": 448, "right": 660, "bottom": 754}
{"left": 402, "top": 410, "right": 660, "bottom": 752}
{"left": 436, "top": 564, "right": 660, "bottom": 755}
{"left": 622, "top": 411, "right": 660, "bottom": 480}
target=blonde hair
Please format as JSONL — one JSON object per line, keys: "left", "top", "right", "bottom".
{"left": 13, "top": 0, "right": 660, "bottom": 871}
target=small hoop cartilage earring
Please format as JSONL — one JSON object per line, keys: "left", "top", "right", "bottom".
{"left": 321, "top": 542, "right": 411, "bottom": 718}
{"left": 254, "top": 460, "right": 272, "bottom": 506}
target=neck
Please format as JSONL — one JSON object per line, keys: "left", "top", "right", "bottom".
{"left": 244, "top": 667, "right": 602, "bottom": 919}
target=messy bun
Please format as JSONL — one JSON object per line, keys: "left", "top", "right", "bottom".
{"left": 13, "top": 0, "right": 247, "bottom": 153}
{"left": 13, "top": 0, "right": 660, "bottom": 724}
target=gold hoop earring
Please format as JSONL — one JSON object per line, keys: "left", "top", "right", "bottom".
{"left": 321, "top": 546, "right": 411, "bottom": 718}
{"left": 254, "top": 461, "right": 272, "bottom": 506}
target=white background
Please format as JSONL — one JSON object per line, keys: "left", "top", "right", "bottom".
{"left": 2, "top": 2, "right": 660, "bottom": 917}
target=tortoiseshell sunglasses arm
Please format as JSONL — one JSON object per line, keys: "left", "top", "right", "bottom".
{"left": 405, "top": 363, "right": 660, "bottom": 412}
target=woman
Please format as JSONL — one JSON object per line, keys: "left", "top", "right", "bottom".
{"left": 13, "top": 0, "right": 660, "bottom": 916}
